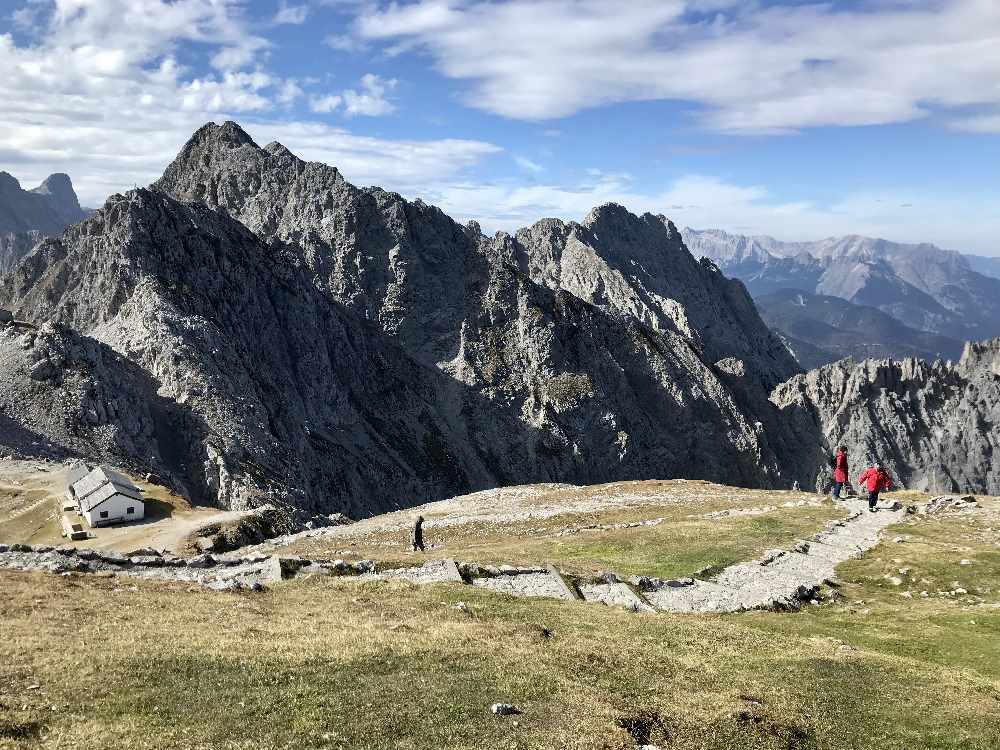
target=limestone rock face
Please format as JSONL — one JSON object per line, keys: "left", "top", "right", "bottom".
{"left": 0, "top": 320, "right": 172, "bottom": 474}
{"left": 511, "top": 207, "right": 799, "bottom": 391}
{"left": 1, "top": 231, "right": 45, "bottom": 276}
{"left": 771, "top": 338, "right": 1000, "bottom": 494}
{"left": 2, "top": 121, "right": 816, "bottom": 514}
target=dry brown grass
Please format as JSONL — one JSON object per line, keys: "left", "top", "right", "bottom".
{"left": 2, "top": 488, "right": 998, "bottom": 749}
{"left": 287, "top": 482, "right": 845, "bottom": 580}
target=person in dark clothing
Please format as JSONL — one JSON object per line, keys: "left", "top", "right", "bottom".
{"left": 858, "top": 462, "right": 892, "bottom": 512}
{"left": 411, "top": 515, "right": 425, "bottom": 552}
{"left": 832, "top": 447, "right": 849, "bottom": 500}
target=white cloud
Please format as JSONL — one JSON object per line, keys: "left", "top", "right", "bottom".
{"left": 413, "top": 172, "right": 1000, "bottom": 255}
{"left": 309, "top": 94, "right": 343, "bottom": 113}
{"left": 342, "top": 73, "right": 397, "bottom": 117}
{"left": 0, "top": 0, "right": 499, "bottom": 207}
{"left": 354, "top": 0, "right": 1000, "bottom": 131}
{"left": 273, "top": 2, "right": 309, "bottom": 25}
{"left": 949, "top": 113, "right": 1000, "bottom": 133}
{"left": 324, "top": 33, "right": 367, "bottom": 52}
{"left": 310, "top": 73, "right": 397, "bottom": 117}
{"left": 276, "top": 78, "right": 304, "bottom": 104}
{"left": 241, "top": 121, "right": 502, "bottom": 190}
{"left": 513, "top": 155, "right": 543, "bottom": 174}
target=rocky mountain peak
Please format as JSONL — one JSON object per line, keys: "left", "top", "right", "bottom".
{"left": 0, "top": 172, "right": 22, "bottom": 193}
{"left": 30, "top": 173, "right": 84, "bottom": 222}
{"left": 0, "top": 169, "right": 88, "bottom": 239}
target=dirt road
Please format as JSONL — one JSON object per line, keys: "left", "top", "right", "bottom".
{"left": 0, "top": 459, "right": 246, "bottom": 553}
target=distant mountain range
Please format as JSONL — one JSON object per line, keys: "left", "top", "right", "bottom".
{"left": 0, "top": 172, "right": 90, "bottom": 274}
{"left": 965, "top": 254, "right": 1000, "bottom": 281}
{"left": 686, "top": 228, "right": 1000, "bottom": 365}
{"left": 754, "top": 289, "right": 964, "bottom": 370}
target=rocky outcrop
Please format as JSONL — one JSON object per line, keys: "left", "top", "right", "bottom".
{"left": 512, "top": 207, "right": 799, "bottom": 391}
{"left": 771, "top": 338, "right": 1000, "bottom": 494}
{"left": 0, "top": 318, "right": 189, "bottom": 480}
{"left": 1, "top": 231, "right": 44, "bottom": 276}
{"left": 1, "top": 172, "right": 89, "bottom": 280}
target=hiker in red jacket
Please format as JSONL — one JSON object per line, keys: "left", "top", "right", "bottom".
{"left": 858, "top": 462, "right": 892, "bottom": 512}
{"left": 832, "top": 447, "right": 849, "bottom": 500}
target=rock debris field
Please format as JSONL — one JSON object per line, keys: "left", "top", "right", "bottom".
{"left": 0, "top": 497, "right": 907, "bottom": 613}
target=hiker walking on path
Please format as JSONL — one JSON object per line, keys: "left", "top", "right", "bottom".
{"left": 411, "top": 515, "right": 426, "bottom": 552}
{"left": 858, "top": 462, "right": 892, "bottom": 512}
{"left": 832, "top": 447, "right": 849, "bottom": 500}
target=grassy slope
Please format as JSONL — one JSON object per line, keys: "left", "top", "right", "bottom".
{"left": 286, "top": 484, "right": 845, "bottom": 580}
{"left": 1, "top": 496, "right": 999, "bottom": 750}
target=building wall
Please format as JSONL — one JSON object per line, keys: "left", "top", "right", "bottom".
{"left": 82, "top": 494, "right": 145, "bottom": 528}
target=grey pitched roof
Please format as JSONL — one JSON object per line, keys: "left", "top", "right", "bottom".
{"left": 66, "top": 462, "right": 91, "bottom": 489}
{"left": 72, "top": 465, "right": 142, "bottom": 511}
{"left": 78, "top": 481, "right": 144, "bottom": 513}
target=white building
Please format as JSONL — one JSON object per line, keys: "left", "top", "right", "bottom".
{"left": 70, "top": 465, "right": 145, "bottom": 528}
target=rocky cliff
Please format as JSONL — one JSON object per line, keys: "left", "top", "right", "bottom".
{"left": 0, "top": 122, "right": 813, "bottom": 515}
{"left": 771, "top": 338, "right": 1000, "bottom": 494}
{"left": 1, "top": 172, "right": 90, "bottom": 278}
{"left": 1, "top": 231, "right": 44, "bottom": 276}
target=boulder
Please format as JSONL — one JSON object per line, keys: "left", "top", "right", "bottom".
{"left": 490, "top": 704, "right": 520, "bottom": 716}
{"left": 129, "top": 555, "right": 164, "bottom": 567}
{"left": 126, "top": 547, "right": 162, "bottom": 557}
{"left": 194, "top": 536, "right": 218, "bottom": 553}
{"left": 187, "top": 553, "right": 216, "bottom": 568}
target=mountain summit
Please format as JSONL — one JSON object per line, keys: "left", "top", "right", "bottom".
{"left": 1, "top": 170, "right": 90, "bottom": 276}
{"left": 1, "top": 121, "right": 813, "bottom": 515}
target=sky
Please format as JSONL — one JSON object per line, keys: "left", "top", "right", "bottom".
{"left": 1, "top": 0, "right": 999, "bottom": 254}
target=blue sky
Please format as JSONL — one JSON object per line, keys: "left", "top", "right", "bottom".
{"left": 2, "top": 0, "right": 999, "bottom": 254}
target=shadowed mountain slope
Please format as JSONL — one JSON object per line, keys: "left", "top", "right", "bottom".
{"left": 0, "top": 123, "right": 815, "bottom": 514}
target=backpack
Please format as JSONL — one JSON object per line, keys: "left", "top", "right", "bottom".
{"left": 828, "top": 455, "right": 836, "bottom": 469}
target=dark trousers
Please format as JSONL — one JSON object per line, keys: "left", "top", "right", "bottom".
{"left": 832, "top": 481, "right": 844, "bottom": 499}
{"left": 868, "top": 490, "right": 879, "bottom": 509}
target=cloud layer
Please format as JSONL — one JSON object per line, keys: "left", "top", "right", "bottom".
{"left": 356, "top": 0, "right": 1000, "bottom": 132}
{"left": 0, "top": 0, "right": 497, "bottom": 205}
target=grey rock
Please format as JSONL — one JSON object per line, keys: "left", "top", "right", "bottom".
{"left": 0, "top": 171, "right": 88, "bottom": 237}
{"left": 1, "top": 172, "right": 88, "bottom": 279}
{"left": 773, "top": 340, "right": 1000, "bottom": 495}
{"left": 194, "top": 537, "right": 218, "bottom": 553}
{"left": 126, "top": 547, "right": 162, "bottom": 557}
{"left": 129, "top": 555, "right": 164, "bottom": 567}
{"left": 97, "top": 551, "right": 129, "bottom": 565}
{"left": 298, "top": 563, "right": 332, "bottom": 577}
{"left": 28, "top": 359, "right": 55, "bottom": 381}
{"left": 490, "top": 703, "right": 520, "bottom": 716}
{"left": 207, "top": 578, "right": 240, "bottom": 592}
{"left": 187, "top": 553, "right": 216, "bottom": 568}
{"left": 0, "top": 308, "right": 11, "bottom": 324}
{"left": 0, "top": 121, "right": 813, "bottom": 518}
